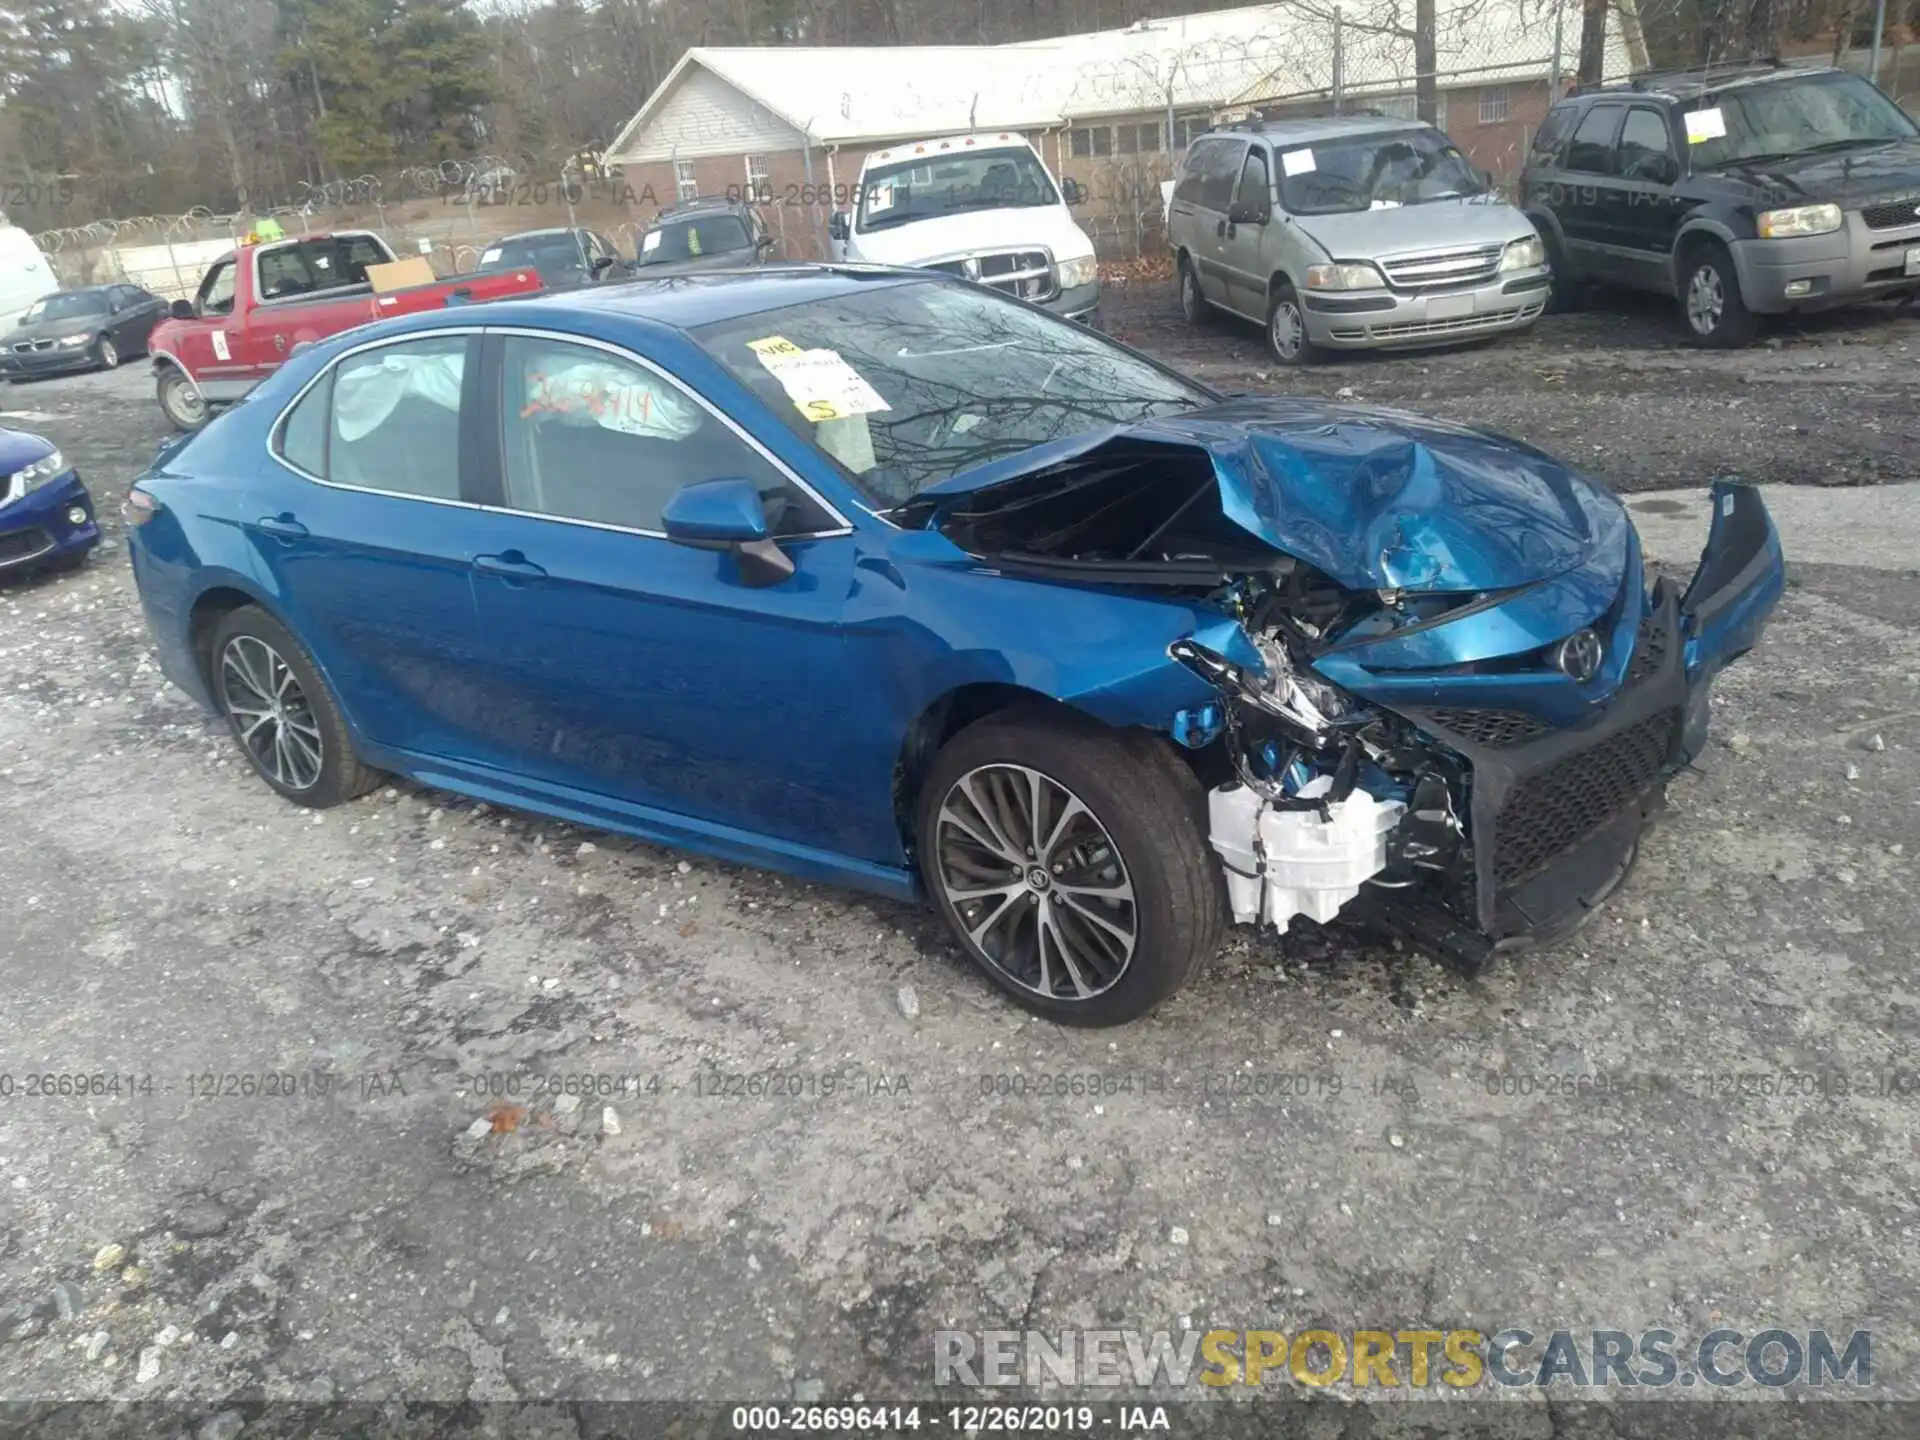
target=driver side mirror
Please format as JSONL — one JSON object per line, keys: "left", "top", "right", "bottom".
{"left": 1061, "top": 177, "right": 1087, "bottom": 207}
{"left": 1648, "top": 155, "right": 1680, "bottom": 184}
{"left": 169, "top": 298, "right": 196, "bottom": 320}
{"left": 589, "top": 255, "right": 615, "bottom": 274}
{"left": 828, "top": 212, "right": 851, "bottom": 241}
{"left": 1227, "top": 199, "right": 1269, "bottom": 225}
{"left": 757, "top": 235, "right": 777, "bottom": 254}
{"left": 661, "top": 477, "right": 795, "bottom": 588}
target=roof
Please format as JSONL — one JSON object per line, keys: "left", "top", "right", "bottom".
{"left": 1215, "top": 113, "right": 1430, "bottom": 140}
{"left": 1580, "top": 60, "right": 1838, "bottom": 103}
{"left": 517, "top": 264, "right": 927, "bottom": 330}
{"left": 609, "top": 1, "right": 1639, "bottom": 161}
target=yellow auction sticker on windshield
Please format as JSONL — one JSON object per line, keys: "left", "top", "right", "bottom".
{"left": 748, "top": 337, "right": 890, "bottom": 421}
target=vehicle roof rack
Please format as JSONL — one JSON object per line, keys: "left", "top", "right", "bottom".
{"left": 1576, "top": 54, "right": 1785, "bottom": 96}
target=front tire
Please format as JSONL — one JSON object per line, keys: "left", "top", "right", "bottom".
{"left": 157, "top": 366, "right": 208, "bottom": 431}
{"left": 94, "top": 335, "right": 119, "bottom": 370}
{"left": 211, "top": 606, "right": 380, "bottom": 808}
{"left": 915, "top": 707, "right": 1224, "bottom": 1026}
{"left": 1266, "top": 281, "right": 1320, "bottom": 365}
{"left": 1680, "top": 241, "right": 1758, "bottom": 348}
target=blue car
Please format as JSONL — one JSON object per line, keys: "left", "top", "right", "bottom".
{"left": 0, "top": 426, "right": 100, "bottom": 576}
{"left": 122, "top": 269, "right": 1784, "bottom": 1024}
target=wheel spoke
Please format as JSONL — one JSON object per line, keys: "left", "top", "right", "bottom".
{"left": 1040, "top": 794, "right": 1089, "bottom": 862}
{"left": 964, "top": 889, "right": 1023, "bottom": 948}
{"left": 1037, "top": 905, "right": 1095, "bottom": 998}
{"left": 1056, "top": 889, "right": 1136, "bottom": 947}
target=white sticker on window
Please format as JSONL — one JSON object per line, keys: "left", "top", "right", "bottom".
{"left": 747, "top": 336, "right": 891, "bottom": 422}
{"left": 1684, "top": 107, "right": 1727, "bottom": 144}
{"left": 1281, "top": 148, "right": 1316, "bottom": 177}
{"left": 481, "top": 247, "right": 502, "bottom": 264}
{"left": 868, "top": 183, "right": 895, "bottom": 213}
{"left": 641, "top": 231, "right": 662, "bottom": 254}
{"left": 211, "top": 331, "right": 230, "bottom": 361}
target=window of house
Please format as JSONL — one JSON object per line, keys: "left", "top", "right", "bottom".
{"left": 1115, "top": 122, "right": 1162, "bottom": 155}
{"left": 497, "top": 336, "right": 820, "bottom": 536}
{"left": 1479, "top": 86, "right": 1513, "bottom": 124}
{"left": 674, "top": 160, "right": 698, "bottom": 202}
{"left": 1069, "top": 126, "right": 1113, "bottom": 159}
{"left": 1370, "top": 94, "right": 1419, "bottom": 120}
{"left": 1171, "top": 115, "right": 1210, "bottom": 151}
{"left": 744, "top": 154, "right": 770, "bottom": 201}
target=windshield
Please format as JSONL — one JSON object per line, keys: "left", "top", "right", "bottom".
{"left": 638, "top": 215, "right": 753, "bottom": 265}
{"left": 485, "top": 235, "right": 586, "bottom": 275}
{"left": 1688, "top": 71, "right": 1918, "bottom": 168}
{"left": 20, "top": 291, "right": 107, "bottom": 323}
{"left": 694, "top": 278, "right": 1213, "bottom": 507}
{"left": 1275, "top": 128, "right": 1484, "bottom": 215}
{"left": 856, "top": 147, "right": 1059, "bottom": 232}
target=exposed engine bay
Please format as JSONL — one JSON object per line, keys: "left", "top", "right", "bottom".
{"left": 911, "top": 420, "right": 1786, "bottom": 971}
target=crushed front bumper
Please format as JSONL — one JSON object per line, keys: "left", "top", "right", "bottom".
{"left": 1358, "top": 480, "right": 1785, "bottom": 968}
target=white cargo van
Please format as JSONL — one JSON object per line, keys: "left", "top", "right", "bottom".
{"left": 827, "top": 133, "right": 1102, "bottom": 324}
{"left": 0, "top": 225, "right": 56, "bottom": 331}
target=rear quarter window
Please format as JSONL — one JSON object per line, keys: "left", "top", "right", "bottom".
{"left": 1530, "top": 105, "right": 1580, "bottom": 164}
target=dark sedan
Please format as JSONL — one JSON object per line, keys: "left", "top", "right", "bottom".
{"left": 0, "top": 284, "right": 166, "bottom": 380}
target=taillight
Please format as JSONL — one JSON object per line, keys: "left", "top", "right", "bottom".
{"left": 123, "top": 486, "right": 160, "bottom": 527}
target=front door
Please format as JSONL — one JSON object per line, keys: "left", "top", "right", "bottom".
{"left": 1606, "top": 106, "right": 1689, "bottom": 294}
{"left": 459, "top": 332, "right": 877, "bottom": 860}
{"left": 1221, "top": 144, "right": 1274, "bottom": 317}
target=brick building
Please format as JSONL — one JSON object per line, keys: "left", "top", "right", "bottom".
{"left": 606, "top": 2, "right": 1644, "bottom": 260}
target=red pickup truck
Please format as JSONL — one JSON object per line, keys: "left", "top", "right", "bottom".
{"left": 149, "top": 229, "right": 543, "bottom": 430}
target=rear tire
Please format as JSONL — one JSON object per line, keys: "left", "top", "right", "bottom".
{"left": 915, "top": 706, "right": 1224, "bottom": 1026}
{"left": 1178, "top": 255, "right": 1210, "bottom": 327}
{"left": 211, "top": 605, "right": 381, "bottom": 809}
{"left": 1680, "top": 240, "right": 1758, "bottom": 348}
{"left": 157, "top": 367, "right": 208, "bottom": 431}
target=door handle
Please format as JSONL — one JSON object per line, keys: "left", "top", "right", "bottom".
{"left": 255, "top": 516, "right": 308, "bottom": 539}
{"left": 473, "top": 552, "right": 547, "bottom": 581}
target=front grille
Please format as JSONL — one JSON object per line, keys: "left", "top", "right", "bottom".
{"left": 1860, "top": 195, "right": 1920, "bottom": 231}
{"left": 926, "top": 250, "right": 1054, "bottom": 302}
{"left": 1328, "top": 299, "right": 1544, "bottom": 343}
{"left": 0, "top": 526, "right": 54, "bottom": 566}
{"left": 1422, "top": 708, "right": 1550, "bottom": 747}
{"left": 1490, "top": 708, "right": 1679, "bottom": 887}
{"left": 12, "top": 340, "right": 53, "bottom": 354}
{"left": 1379, "top": 243, "right": 1503, "bottom": 291}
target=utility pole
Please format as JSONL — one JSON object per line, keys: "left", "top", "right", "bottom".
{"left": 1551, "top": 0, "right": 1566, "bottom": 102}
{"left": 1869, "top": 0, "right": 1887, "bottom": 88}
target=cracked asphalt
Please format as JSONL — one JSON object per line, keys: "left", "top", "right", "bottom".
{"left": 0, "top": 290, "right": 1917, "bottom": 1437}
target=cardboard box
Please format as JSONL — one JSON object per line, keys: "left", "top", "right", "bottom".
{"left": 365, "top": 255, "right": 438, "bottom": 293}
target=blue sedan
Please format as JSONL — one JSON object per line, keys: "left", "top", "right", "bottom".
{"left": 1, "top": 426, "right": 100, "bottom": 576}
{"left": 123, "top": 268, "right": 1784, "bottom": 1024}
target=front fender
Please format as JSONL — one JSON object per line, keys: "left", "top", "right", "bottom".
{"left": 1676, "top": 479, "right": 1785, "bottom": 760}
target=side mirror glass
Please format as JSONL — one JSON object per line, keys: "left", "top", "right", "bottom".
{"left": 590, "top": 255, "right": 615, "bottom": 273}
{"left": 169, "top": 298, "right": 196, "bottom": 320}
{"left": 1061, "top": 177, "right": 1087, "bottom": 207}
{"left": 661, "top": 477, "right": 794, "bottom": 587}
{"left": 757, "top": 235, "right": 777, "bottom": 253}
{"left": 1227, "top": 200, "right": 1269, "bottom": 225}
{"left": 827, "top": 212, "right": 851, "bottom": 241}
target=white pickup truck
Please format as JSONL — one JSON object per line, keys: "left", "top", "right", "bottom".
{"left": 827, "top": 132, "right": 1102, "bottom": 325}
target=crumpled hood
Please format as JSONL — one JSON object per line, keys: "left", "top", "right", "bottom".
{"left": 917, "top": 396, "right": 1618, "bottom": 593}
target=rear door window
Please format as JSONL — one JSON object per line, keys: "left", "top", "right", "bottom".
{"left": 1565, "top": 106, "right": 1625, "bottom": 173}
{"left": 270, "top": 335, "right": 471, "bottom": 498}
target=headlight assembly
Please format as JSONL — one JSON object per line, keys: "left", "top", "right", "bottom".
{"left": 55, "top": 333, "right": 91, "bottom": 349}
{"left": 9, "top": 450, "right": 69, "bottom": 498}
{"left": 1756, "top": 203, "right": 1842, "bottom": 239}
{"left": 1304, "top": 262, "right": 1385, "bottom": 291}
{"left": 1055, "top": 254, "right": 1099, "bottom": 290}
{"left": 1500, "top": 234, "right": 1547, "bottom": 271}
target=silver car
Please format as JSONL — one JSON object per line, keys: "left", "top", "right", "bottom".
{"left": 1168, "top": 115, "right": 1551, "bottom": 363}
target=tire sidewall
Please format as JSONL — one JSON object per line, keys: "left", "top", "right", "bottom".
{"left": 915, "top": 714, "right": 1211, "bottom": 1026}
{"left": 1179, "top": 257, "right": 1205, "bottom": 326}
{"left": 211, "top": 606, "right": 364, "bottom": 808}
{"left": 158, "top": 370, "right": 207, "bottom": 431}
{"left": 96, "top": 335, "right": 118, "bottom": 369}
{"left": 1267, "top": 283, "right": 1315, "bottom": 365}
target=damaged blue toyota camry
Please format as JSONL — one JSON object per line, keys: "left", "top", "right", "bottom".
{"left": 123, "top": 268, "right": 1784, "bottom": 1025}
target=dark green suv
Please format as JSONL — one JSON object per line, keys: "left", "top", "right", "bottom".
{"left": 1519, "top": 61, "right": 1920, "bottom": 346}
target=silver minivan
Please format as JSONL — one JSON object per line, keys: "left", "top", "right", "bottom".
{"left": 1168, "top": 115, "right": 1551, "bottom": 363}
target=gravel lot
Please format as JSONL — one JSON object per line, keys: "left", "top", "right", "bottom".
{"left": 1, "top": 293, "right": 1917, "bottom": 1434}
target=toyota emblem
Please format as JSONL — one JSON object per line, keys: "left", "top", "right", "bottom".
{"left": 1555, "top": 629, "right": 1604, "bottom": 683}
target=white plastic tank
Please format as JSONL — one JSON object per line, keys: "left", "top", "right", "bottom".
{"left": 1208, "top": 776, "right": 1404, "bottom": 931}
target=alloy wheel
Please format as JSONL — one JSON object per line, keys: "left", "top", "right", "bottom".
{"left": 98, "top": 337, "right": 118, "bottom": 369}
{"left": 1686, "top": 264, "right": 1724, "bottom": 337}
{"left": 933, "top": 764, "right": 1137, "bottom": 1001}
{"left": 219, "top": 635, "right": 324, "bottom": 791}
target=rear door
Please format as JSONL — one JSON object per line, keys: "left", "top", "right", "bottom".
{"left": 1171, "top": 137, "right": 1247, "bottom": 304}
{"left": 1557, "top": 104, "right": 1627, "bottom": 279}
{"left": 251, "top": 329, "right": 499, "bottom": 760}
